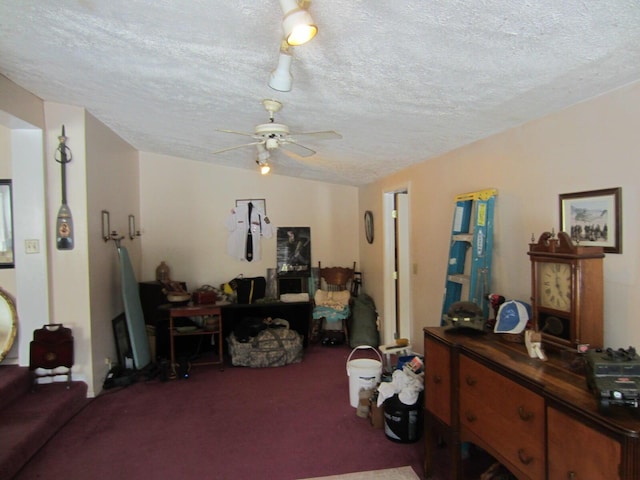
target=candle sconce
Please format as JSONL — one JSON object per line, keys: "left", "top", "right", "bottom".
{"left": 102, "top": 210, "right": 111, "bottom": 242}
{"left": 128, "top": 214, "right": 141, "bottom": 240}
{"left": 102, "top": 210, "right": 124, "bottom": 244}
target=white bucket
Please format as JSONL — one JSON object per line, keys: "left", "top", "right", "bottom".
{"left": 346, "top": 345, "right": 383, "bottom": 408}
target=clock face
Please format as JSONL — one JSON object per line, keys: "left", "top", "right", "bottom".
{"left": 538, "top": 262, "right": 571, "bottom": 312}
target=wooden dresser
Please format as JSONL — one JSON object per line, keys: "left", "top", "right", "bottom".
{"left": 424, "top": 327, "right": 640, "bottom": 479}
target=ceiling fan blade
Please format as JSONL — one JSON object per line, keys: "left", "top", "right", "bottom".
{"left": 215, "top": 128, "right": 256, "bottom": 138}
{"left": 212, "top": 141, "right": 263, "bottom": 155}
{"left": 280, "top": 141, "right": 316, "bottom": 157}
{"left": 288, "top": 130, "right": 342, "bottom": 141}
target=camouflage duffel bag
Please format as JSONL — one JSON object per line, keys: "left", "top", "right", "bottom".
{"left": 228, "top": 320, "right": 303, "bottom": 367}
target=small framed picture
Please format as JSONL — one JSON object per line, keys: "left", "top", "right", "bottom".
{"left": 559, "top": 187, "right": 622, "bottom": 253}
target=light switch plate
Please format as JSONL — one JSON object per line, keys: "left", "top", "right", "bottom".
{"left": 25, "top": 239, "right": 40, "bottom": 254}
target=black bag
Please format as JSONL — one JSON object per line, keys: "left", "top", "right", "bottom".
{"left": 236, "top": 277, "right": 266, "bottom": 304}
{"left": 234, "top": 317, "right": 267, "bottom": 343}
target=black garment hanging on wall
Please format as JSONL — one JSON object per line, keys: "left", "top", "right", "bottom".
{"left": 246, "top": 202, "right": 253, "bottom": 261}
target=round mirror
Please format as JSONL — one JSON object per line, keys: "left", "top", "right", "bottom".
{"left": 0, "top": 287, "right": 17, "bottom": 362}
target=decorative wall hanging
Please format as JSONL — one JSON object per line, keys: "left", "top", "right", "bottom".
{"left": 55, "top": 125, "right": 74, "bottom": 250}
{"left": 364, "top": 210, "right": 374, "bottom": 244}
{"left": 0, "top": 286, "right": 17, "bottom": 362}
{"left": 277, "top": 227, "right": 311, "bottom": 276}
{"left": 0, "top": 180, "right": 14, "bottom": 268}
{"left": 225, "top": 200, "right": 273, "bottom": 262}
{"left": 559, "top": 187, "right": 622, "bottom": 253}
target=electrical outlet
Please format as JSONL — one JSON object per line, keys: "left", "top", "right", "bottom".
{"left": 25, "top": 239, "right": 40, "bottom": 254}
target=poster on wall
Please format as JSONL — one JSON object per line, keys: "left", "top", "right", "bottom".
{"left": 277, "top": 227, "right": 311, "bottom": 277}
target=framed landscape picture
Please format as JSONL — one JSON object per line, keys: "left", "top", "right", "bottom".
{"left": 559, "top": 187, "right": 621, "bottom": 253}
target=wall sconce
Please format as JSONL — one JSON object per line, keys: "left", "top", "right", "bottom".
{"left": 102, "top": 210, "right": 111, "bottom": 242}
{"left": 279, "top": 0, "right": 317, "bottom": 46}
{"left": 102, "top": 210, "right": 124, "bottom": 243}
{"left": 128, "top": 214, "right": 141, "bottom": 240}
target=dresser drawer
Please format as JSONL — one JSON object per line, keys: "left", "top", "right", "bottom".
{"left": 548, "top": 407, "right": 621, "bottom": 480}
{"left": 459, "top": 355, "right": 545, "bottom": 479}
{"left": 425, "top": 336, "right": 451, "bottom": 425}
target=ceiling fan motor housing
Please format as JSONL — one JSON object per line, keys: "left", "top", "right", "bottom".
{"left": 213, "top": 99, "right": 339, "bottom": 158}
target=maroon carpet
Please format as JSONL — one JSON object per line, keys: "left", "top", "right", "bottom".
{"left": 13, "top": 344, "right": 425, "bottom": 480}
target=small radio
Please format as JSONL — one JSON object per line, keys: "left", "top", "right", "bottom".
{"left": 584, "top": 346, "right": 640, "bottom": 414}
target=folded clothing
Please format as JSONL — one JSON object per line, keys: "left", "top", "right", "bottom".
{"left": 280, "top": 292, "right": 310, "bottom": 302}
{"left": 314, "top": 289, "right": 350, "bottom": 310}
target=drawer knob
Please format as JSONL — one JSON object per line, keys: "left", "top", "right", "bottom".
{"left": 518, "top": 406, "right": 534, "bottom": 421}
{"left": 433, "top": 374, "right": 442, "bottom": 384}
{"left": 464, "top": 411, "right": 476, "bottom": 423}
{"left": 568, "top": 473, "right": 576, "bottom": 480}
{"left": 465, "top": 375, "right": 477, "bottom": 386}
{"left": 517, "top": 448, "right": 533, "bottom": 465}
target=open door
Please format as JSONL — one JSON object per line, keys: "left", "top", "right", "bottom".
{"left": 383, "top": 189, "right": 411, "bottom": 343}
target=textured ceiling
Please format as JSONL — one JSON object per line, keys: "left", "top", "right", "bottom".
{"left": 1, "top": 1, "right": 640, "bottom": 186}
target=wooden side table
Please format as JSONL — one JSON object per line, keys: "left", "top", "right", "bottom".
{"left": 168, "top": 304, "right": 224, "bottom": 377}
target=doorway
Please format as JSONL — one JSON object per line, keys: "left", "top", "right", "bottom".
{"left": 382, "top": 188, "right": 410, "bottom": 344}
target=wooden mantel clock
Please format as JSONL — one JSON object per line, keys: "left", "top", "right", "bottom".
{"left": 528, "top": 231, "right": 605, "bottom": 350}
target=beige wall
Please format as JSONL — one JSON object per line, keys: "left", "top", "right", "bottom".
{"left": 360, "top": 81, "right": 640, "bottom": 353}
{"left": 3, "top": 72, "right": 640, "bottom": 396}
{"left": 0, "top": 125, "right": 16, "bottom": 295}
{"left": 0, "top": 75, "right": 48, "bottom": 367}
{"left": 43, "top": 103, "right": 97, "bottom": 391}
{"left": 86, "top": 110, "right": 140, "bottom": 393}
{"left": 0, "top": 74, "right": 44, "bottom": 129}
{"left": 139, "top": 152, "right": 360, "bottom": 289}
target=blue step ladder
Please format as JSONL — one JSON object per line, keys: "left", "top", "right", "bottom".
{"left": 441, "top": 188, "right": 497, "bottom": 324}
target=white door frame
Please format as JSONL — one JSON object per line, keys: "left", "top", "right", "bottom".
{"left": 382, "top": 188, "right": 411, "bottom": 345}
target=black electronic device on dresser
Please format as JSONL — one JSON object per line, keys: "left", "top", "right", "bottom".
{"left": 585, "top": 346, "right": 640, "bottom": 413}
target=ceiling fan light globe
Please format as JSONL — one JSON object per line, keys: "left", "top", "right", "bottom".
{"left": 256, "top": 150, "right": 271, "bottom": 165}
{"left": 260, "top": 164, "right": 271, "bottom": 175}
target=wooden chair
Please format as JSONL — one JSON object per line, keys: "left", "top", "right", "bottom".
{"left": 313, "top": 261, "right": 356, "bottom": 345}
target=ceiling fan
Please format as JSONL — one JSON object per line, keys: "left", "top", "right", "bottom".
{"left": 213, "top": 99, "right": 342, "bottom": 158}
